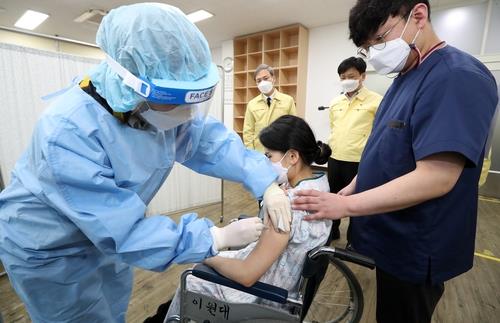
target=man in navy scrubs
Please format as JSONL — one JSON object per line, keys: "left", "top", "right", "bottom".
{"left": 293, "top": 1, "right": 498, "bottom": 322}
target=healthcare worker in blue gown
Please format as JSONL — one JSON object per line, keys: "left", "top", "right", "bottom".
{"left": 0, "top": 3, "right": 293, "bottom": 323}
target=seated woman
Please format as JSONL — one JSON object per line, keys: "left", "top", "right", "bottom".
{"left": 165, "top": 115, "right": 332, "bottom": 319}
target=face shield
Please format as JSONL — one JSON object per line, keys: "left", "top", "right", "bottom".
{"left": 134, "top": 101, "right": 212, "bottom": 131}
{"left": 105, "top": 54, "right": 218, "bottom": 131}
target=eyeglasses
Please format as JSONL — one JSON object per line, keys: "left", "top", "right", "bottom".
{"left": 356, "top": 16, "right": 405, "bottom": 59}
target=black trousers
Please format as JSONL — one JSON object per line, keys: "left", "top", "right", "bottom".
{"left": 327, "top": 158, "right": 359, "bottom": 243}
{"left": 376, "top": 268, "right": 444, "bottom": 323}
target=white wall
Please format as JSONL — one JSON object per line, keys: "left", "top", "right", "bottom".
{"left": 432, "top": 2, "right": 487, "bottom": 55}
{"left": 304, "top": 21, "right": 356, "bottom": 142}
{"left": 221, "top": 40, "right": 235, "bottom": 130}
{"left": 485, "top": 0, "right": 500, "bottom": 54}
{"left": 209, "top": 46, "right": 223, "bottom": 121}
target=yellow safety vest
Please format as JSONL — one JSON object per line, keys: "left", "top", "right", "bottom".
{"left": 328, "top": 87, "right": 382, "bottom": 162}
{"left": 243, "top": 90, "right": 296, "bottom": 152}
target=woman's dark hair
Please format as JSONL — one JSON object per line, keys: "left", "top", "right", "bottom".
{"left": 259, "top": 115, "right": 331, "bottom": 165}
{"left": 349, "top": 0, "right": 431, "bottom": 47}
{"left": 338, "top": 57, "right": 367, "bottom": 75}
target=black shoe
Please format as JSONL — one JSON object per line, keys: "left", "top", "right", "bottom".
{"left": 144, "top": 299, "right": 172, "bottom": 323}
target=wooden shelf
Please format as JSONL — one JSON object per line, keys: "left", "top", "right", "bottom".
{"left": 247, "top": 87, "right": 260, "bottom": 101}
{"left": 233, "top": 24, "right": 309, "bottom": 135}
{"left": 234, "top": 38, "right": 247, "bottom": 56}
{"left": 247, "top": 53, "right": 263, "bottom": 71}
{"left": 234, "top": 73, "right": 247, "bottom": 88}
{"left": 234, "top": 55, "right": 247, "bottom": 73}
{"left": 233, "top": 118, "right": 244, "bottom": 133}
{"left": 234, "top": 104, "right": 246, "bottom": 118}
{"left": 279, "top": 85, "right": 297, "bottom": 101}
{"left": 264, "top": 31, "right": 281, "bottom": 51}
{"left": 264, "top": 50, "right": 280, "bottom": 68}
{"left": 281, "top": 27, "right": 300, "bottom": 47}
{"left": 233, "top": 88, "right": 246, "bottom": 103}
{"left": 280, "top": 65, "right": 298, "bottom": 70}
{"left": 281, "top": 47, "right": 298, "bottom": 66}
{"left": 247, "top": 36, "right": 263, "bottom": 53}
{"left": 280, "top": 68, "right": 297, "bottom": 85}
{"left": 281, "top": 45, "right": 299, "bottom": 51}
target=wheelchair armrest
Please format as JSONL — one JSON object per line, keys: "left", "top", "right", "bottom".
{"left": 309, "top": 246, "right": 375, "bottom": 269}
{"left": 332, "top": 247, "right": 376, "bottom": 269}
{"left": 191, "top": 264, "right": 289, "bottom": 304}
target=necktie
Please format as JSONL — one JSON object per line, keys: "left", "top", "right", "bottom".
{"left": 267, "top": 97, "right": 271, "bottom": 107}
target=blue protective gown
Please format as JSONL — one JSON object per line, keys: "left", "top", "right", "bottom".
{"left": 0, "top": 85, "right": 276, "bottom": 322}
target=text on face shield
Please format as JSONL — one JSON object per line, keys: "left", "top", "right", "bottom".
{"left": 185, "top": 88, "right": 215, "bottom": 103}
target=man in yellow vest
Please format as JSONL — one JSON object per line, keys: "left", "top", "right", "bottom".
{"left": 243, "top": 64, "right": 296, "bottom": 152}
{"left": 327, "top": 57, "right": 382, "bottom": 244}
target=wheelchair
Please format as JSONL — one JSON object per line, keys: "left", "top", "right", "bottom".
{"left": 166, "top": 245, "right": 375, "bottom": 322}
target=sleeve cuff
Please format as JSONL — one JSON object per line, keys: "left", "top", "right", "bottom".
{"left": 414, "top": 140, "right": 481, "bottom": 167}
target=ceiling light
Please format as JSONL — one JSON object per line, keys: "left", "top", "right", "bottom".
{"left": 186, "top": 10, "right": 213, "bottom": 23}
{"left": 14, "top": 10, "right": 49, "bottom": 30}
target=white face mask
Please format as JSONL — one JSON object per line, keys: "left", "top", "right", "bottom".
{"left": 340, "top": 79, "right": 360, "bottom": 93}
{"left": 139, "top": 103, "right": 195, "bottom": 131}
{"left": 271, "top": 151, "right": 290, "bottom": 185}
{"left": 257, "top": 80, "right": 274, "bottom": 94}
{"left": 368, "top": 11, "right": 420, "bottom": 75}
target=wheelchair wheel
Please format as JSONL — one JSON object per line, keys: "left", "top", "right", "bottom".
{"left": 303, "top": 257, "right": 363, "bottom": 323}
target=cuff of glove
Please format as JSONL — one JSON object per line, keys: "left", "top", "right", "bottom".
{"left": 264, "top": 182, "right": 282, "bottom": 197}
{"left": 209, "top": 226, "right": 222, "bottom": 254}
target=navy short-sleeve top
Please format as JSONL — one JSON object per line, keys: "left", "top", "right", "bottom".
{"left": 352, "top": 45, "right": 498, "bottom": 283}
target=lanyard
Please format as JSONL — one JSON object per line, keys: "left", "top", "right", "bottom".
{"left": 421, "top": 41, "right": 446, "bottom": 62}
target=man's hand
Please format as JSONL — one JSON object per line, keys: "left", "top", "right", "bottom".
{"left": 292, "top": 189, "right": 350, "bottom": 221}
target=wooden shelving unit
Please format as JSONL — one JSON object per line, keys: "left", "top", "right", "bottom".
{"left": 232, "top": 24, "right": 309, "bottom": 138}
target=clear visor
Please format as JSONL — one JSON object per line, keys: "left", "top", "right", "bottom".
{"left": 130, "top": 99, "right": 212, "bottom": 131}
{"left": 124, "top": 100, "right": 211, "bottom": 163}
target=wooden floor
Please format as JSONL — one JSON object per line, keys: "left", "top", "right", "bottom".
{"left": 1, "top": 181, "right": 499, "bottom": 322}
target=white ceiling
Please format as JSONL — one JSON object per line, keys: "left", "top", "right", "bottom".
{"left": 0, "top": 0, "right": 480, "bottom": 48}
